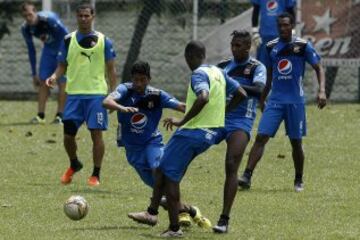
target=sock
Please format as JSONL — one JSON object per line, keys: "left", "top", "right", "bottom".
{"left": 56, "top": 112, "right": 63, "bottom": 119}
{"left": 244, "top": 168, "right": 253, "bottom": 178}
{"left": 169, "top": 224, "right": 180, "bottom": 232}
{"left": 295, "top": 173, "right": 303, "bottom": 183}
{"left": 147, "top": 207, "right": 158, "bottom": 215}
{"left": 92, "top": 167, "right": 101, "bottom": 178}
{"left": 70, "top": 158, "right": 82, "bottom": 171}
{"left": 188, "top": 206, "right": 197, "bottom": 218}
{"left": 38, "top": 112, "right": 45, "bottom": 119}
{"left": 220, "top": 214, "right": 230, "bottom": 222}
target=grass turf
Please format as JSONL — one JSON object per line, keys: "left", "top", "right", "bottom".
{"left": 0, "top": 101, "right": 359, "bottom": 239}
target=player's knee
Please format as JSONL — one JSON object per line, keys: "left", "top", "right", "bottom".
{"left": 63, "top": 120, "right": 78, "bottom": 136}
{"left": 255, "top": 134, "right": 269, "bottom": 145}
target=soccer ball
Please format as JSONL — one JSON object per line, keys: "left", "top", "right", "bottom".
{"left": 63, "top": 195, "right": 89, "bottom": 221}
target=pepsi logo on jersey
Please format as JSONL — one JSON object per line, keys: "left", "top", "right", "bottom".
{"left": 130, "top": 113, "right": 148, "bottom": 130}
{"left": 266, "top": 0, "right": 278, "bottom": 12}
{"left": 277, "top": 59, "right": 292, "bottom": 75}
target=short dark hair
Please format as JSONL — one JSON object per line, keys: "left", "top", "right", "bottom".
{"left": 20, "top": 1, "right": 36, "bottom": 12}
{"left": 185, "top": 40, "right": 206, "bottom": 58}
{"left": 278, "top": 12, "right": 295, "bottom": 25}
{"left": 76, "top": 3, "right": 95, "bottom": 15}
{"left": 231, "top": 30, "right": 251, "bottom": 44}
{"left": 131, "top": 60, "right": 151, "bottom": 78}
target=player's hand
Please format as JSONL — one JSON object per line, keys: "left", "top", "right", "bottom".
{"left": 317, "top": 91, "right": 327, "bottom": 109}
{"left": 119, "top": 106, "right": 138, "bottom": 113}
{"left": 32, "top": 76, "right": 40, "bottom": 90}
{"left": 45, "top": 75, "right": 57, "bottom": 89}
{"left": 163, "top": 117, "right": 182, "bottom": 131}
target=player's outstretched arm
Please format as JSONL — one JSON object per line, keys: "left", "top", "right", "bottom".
{"left": 259, "top": 67, "right": 273, "bottom": 111}
{"left": 175, "top": 102, "right": 186, "bottom": 113}
{"left": 163, "top": 90, "right": 209, "bottom": 131}
{"left": 312, "top": 63, "right": 327, "bottom": 109}
{"left": 45, "top": 63, "right": 67, "bottom": 88}
{"left": 102, "top": 95, "right": 138, "bottom": 113}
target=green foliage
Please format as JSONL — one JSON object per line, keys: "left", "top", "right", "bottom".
{"left": 1, "top": 101, "right": 360, "bottom": 239}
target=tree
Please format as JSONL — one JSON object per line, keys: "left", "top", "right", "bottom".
{"left": 121, "top": 0, "right": 161, "bottom": 82}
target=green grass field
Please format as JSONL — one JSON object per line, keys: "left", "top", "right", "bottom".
{"left": 1, "top": 101, "right": 360, "bottom": 240}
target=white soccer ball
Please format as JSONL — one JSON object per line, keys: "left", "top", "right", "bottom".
{"left": 63, "top": 195, "right": 89, "bottom": 221}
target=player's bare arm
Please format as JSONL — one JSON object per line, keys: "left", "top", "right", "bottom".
{"left": 260, "top": 67, "right": 273, "bottom": 111}
{"left": 102, "top": 95, "right": 139, "bottom": 113}
{"left": 106, "top": 59, "right": 117, "bottom": 92}
{"left": 45, "top": 63, "right": 67, "bottom": 88}
{"left": 163, "top": 90, "right": 208, "bottom": 131}
{"left": 312, "top": 63, "right": 326, "bottom": 109}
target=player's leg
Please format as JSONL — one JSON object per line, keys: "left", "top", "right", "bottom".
{"left": 290, "top": 139, "right": 304, "bottom": 192}
{"left": 284, "top": 103, "right": 306, "bottom": 192}
{"left": 214, "top": 130, "right": 249, "bottom": 233}
{"left": 88, "top": 130, "right": 104, "bottom": 186}
{"left": 54, "top": 79, "right": 66, "bottom": 124}
{"left": 86, "top": 96, "right": 108, "bottom": 186}
{"left": 31, "top": 49, "right": 53, "bottom": 124}
{"left": 128, "top": 167, "right": 164, "bottom": 226}
{"left": 61, "top": 98, "right": 84, "bottom": 184}
{"left": 239, "top": 102, "right": 283, "bottom": 189}
{"left": 161, "top": 176, "right": 183, "bottom": 237}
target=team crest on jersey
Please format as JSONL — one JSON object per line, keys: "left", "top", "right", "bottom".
{"left": 130, "top": 113, "right": 148, "bottom": 130}
{"left": 293, "top": 45, "right": 301, "bottom": 53}
{"left": 266, "top": 0, "right": 278, "bottom": 12}
{"left": 148, "top": 101, "right": 154, "bottom": 109}
{"left": 277, "top": 59, "right": 292, "bottom": 75}
{"left": 243, "top": 67, "right": 251, "bottom": 75}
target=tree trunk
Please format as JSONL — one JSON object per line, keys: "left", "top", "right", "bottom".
{"left": 121, "top": 0, "right": 160, "bottom": 82}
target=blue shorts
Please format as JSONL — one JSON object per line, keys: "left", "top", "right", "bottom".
{"left": 63, "top": 96, "right": 108, "bottom": 131}
{"left": 39, "top": 49, "right": 66, "bottom": 83}
{"left": 258, "top": 102, "right": 306, "bottom": 139}
{"left": 125, "top": 142, "right": 164, "bottom": 188}
{"left": 159, "top": 129, "right": 221, "bottom": 182}
{"left": 218, "top": 116, "right": 254, "bottom": 141}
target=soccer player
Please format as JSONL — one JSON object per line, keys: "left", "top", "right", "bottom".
{"left": 127, "top": 40, "right": 247, "bottom": 237}
{"left": 238, "top": 13, "right": 326, "bottom": 192}
{"left": 212, "top": 30, "right": 266, "bottom": 233}
{"left": 45, "top": 3, "right": 117, "bottom": 186}
{"left": 20, "top": 1, "right": 68, "bottom": 124}
{"left": 103, "top": 60, "right": 203, "bottom": 227}
{"left": 251, "top": 0, "right": 296, "bottom": 64}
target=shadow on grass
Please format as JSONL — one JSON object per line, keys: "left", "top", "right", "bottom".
{"left": 0, "top": 122, "right": 34, "bottom": 127}
{"left": 72, "top": 225, "right": 149, "bottom": 231}
{"left": 70, "top": 188, "right": 119, "bottom": 195}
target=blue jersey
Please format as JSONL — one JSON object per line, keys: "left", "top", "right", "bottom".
{"left": 264, "top": 37, "right": 321, "bottom": 104}
{"left": 251, "top": 0, "right": 296, "bottom": 38}
{"left": 110, "top": 83, "right": 180, "bottom": 148}
{"left": 21, "top": 11, "right": 68, "bottom": 76}
{"left": 174, "top": 64, "right": 240, "bottom": 141}
{"left": 218, "top": 57, "right": 266, "bottom": 121}
{"left": 57, "top": 31, "right": 116, "bottom": 63}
